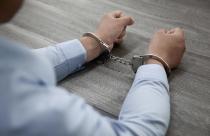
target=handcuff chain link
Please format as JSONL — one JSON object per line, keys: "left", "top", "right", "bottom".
{"left": 109, "top": 55, "right": 132, "bottom": 66}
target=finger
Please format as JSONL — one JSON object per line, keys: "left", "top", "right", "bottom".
{"left": 116, "top": 28, "right": 126, "bottom": 43}
{"left": 168, "top": 27, "right": 183, "bottom": 35}
{"left": 118, "top": 27, "right": 126, "bottom": 39}
{"left": 158, "top": 29, "right": 167, "bottom": 33}
{"left": 109, "top": 10, "right": 123, "bottom": 18}
{"left": 167, "top": 28, "right": 176, "bottom": 34}
{"left": 115, "top": 38, "right": 124, "bottom": 44}
{"left": 174, "top": 27, "right": 184, "bottom": 37}
{"left": 118, "top": 16, "right": 134, "bottom": 26}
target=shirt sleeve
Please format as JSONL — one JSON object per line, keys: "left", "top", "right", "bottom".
{"left": 7, "top": 64, "right": 170, "bottom": 136}
{"left": 119, "top": 64, "right": 170, "bottom": 136}
{"left": 33, "top": 39, "right": 87, "bottom": 81}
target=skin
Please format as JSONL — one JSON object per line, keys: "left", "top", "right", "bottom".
{"left": 80, "top": 11, "right": 134, "bottom": 62}
{"left": 80, "top": 10, "right": 185, "bottom": 67}
{"left": 147, "top": 28, "right": 185, "bottom": 68}
{"left": 0, "top": 1, "right": 185, "bottom": 69}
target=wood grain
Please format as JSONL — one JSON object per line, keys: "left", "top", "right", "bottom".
{"left": 0, "top": 0, "right": 209, "bottom": 135}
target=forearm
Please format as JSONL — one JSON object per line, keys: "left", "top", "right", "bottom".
{"left": 14, "top": 67, "right": 170, "bottom": 136}
{"left": 119, "top": 64, "right": 170, "bottom": 135}
{"left": 13, "top": 51, "right": 170, "bottom": 136}
{"left": 80, "top": 36, "right": 103, "bottom": 62}
{"left": 33, "top": 40, "right": 87, "bottom": 81}
{"left": 33, "top": 37, "right": 103, "bottom": 81}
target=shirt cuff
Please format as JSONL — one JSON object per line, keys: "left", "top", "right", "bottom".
{"left": 133, "top": 64, "right": 169, "bottom": 91}
{"left": 54, "top": 39, "right": 87, "bottom": 81}
{"left": 57, "top": 39, "right": 87, "bottom": 66}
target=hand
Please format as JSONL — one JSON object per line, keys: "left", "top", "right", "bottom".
{"left": 95, "top": 10, "right": 134, "bottom": 50}
{"left": 147, "top": 28, "right": 186, "bottom": 69}
{"left": 81, "top": 11, "right": 134, "bottom": 62}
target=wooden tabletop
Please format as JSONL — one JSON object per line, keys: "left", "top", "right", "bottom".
{"left": 0, "top": 0, "right": 209, "bottom": 135}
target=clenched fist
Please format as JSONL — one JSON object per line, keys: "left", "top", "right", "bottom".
{"left": 95, "top": 10, "right": 134, "bottom": 50}
{"left": 81, "top": 10, "right": 134, "bottom": 62}
{"left": 147, "top": 28, "right": 186, "bottom": 69}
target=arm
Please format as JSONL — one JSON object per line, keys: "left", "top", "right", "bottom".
{"left": 33, "top": 40, "right": 87, "bottom": 81}
{"left": 6, "top": 14, "right": 185, "bottom": 136}
{"left": 33, "top": 37, "right": 105, "bottom": 81}
{"left": 26, "top": 11, "right": 185, "bottom": 136}
{"left": 20, "top": 30, "right": 184, "bottom": 136}
{"left": 119, "top": 65, "right": 170, "bottom": 135}
{"left": 8, "top": 64, "right": 169, "bottom": 136}
{"left": 33, "top": 10, "right": 134, "bottom": 82}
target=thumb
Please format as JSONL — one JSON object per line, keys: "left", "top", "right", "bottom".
{"left": 111, "top": 10, "right": 123, "bottom": 18}
{"left": 119, "top": 16, "right": 134, "bottom": 26}
{"left": 174, "top": 27, "right": 184, "bottom": 36}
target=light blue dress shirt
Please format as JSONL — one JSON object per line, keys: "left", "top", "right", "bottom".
{"left": 0, "top": 37, "right": 170, "bottom": 136}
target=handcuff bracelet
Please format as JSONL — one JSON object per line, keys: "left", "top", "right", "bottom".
{"left": 83, "top": 32, "right": 111, "bottom": 52}
{"left": 82, "top": 32, "right": 171, "bottom": 76}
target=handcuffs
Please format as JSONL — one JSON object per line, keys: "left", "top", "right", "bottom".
{"left": 83, "top": 32, "right": 171, "bottom": 76}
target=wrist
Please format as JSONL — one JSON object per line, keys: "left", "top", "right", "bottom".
{"left": 94, "top": 31, "right": 113, "bottom": 46}
{"left": 80, "top": 36, "right": 103, "bottom": 62}
{"left": 144, "top": 54, "right": 171, "bottom": 76}
{"left": 145, "top": 58, "right": 163, "bottom": 66}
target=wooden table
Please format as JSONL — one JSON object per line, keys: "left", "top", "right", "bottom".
{"left": 0, "top": 0, "right": 209, "bottom": 135}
